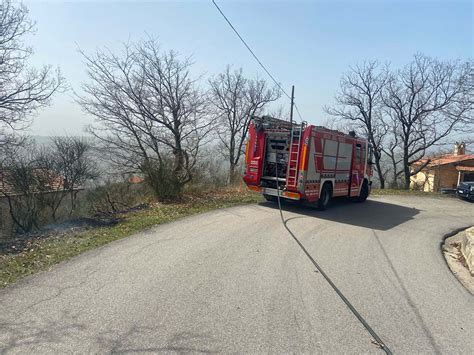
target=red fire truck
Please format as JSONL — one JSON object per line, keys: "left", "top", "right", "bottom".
{"left": 243, "top": 116, "right": 373, "bottom": 209}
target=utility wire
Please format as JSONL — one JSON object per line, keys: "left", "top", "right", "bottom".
{"left": 294, "top": 104, "right": 304, "bottom": 122}
{"left": 274, "top": 163, "right": 392, "bottom": 355}
{"left": 213, "top": 1, "right": 391, "bottom": 352}
{"left": 211, "top": 0, "right": 290, "bottom": 99}
{"left": 212, "top": 0, "right": 304, "bottom": 123}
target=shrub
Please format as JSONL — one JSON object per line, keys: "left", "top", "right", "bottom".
{"left": 86, "top": 181, "right": 153, "bottom": 215}
{"left": 141, "top": 159, "right": 184, "bottom": 200}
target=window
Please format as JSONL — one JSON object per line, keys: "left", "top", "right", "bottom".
{"left": 323, "top": 139, "right": 338, "bottom": 170}
{"left": 355, "top": 144, "right": 361, "bottom": 164}
{"left": 336, "top": 143, "right": 352, "bottom": 170}
{"left": 464, "top": 173, "right": 474, "bottom": 182}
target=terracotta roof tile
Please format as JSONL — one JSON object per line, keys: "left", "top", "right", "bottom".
{"left": 128, "top": 175, "right": 144, "bottom": 184}
{"left": 414, "top": 154, "right": 474, "bottom": 167}
{"left": 0, "top": 170, "right": 66, "bottom": 196}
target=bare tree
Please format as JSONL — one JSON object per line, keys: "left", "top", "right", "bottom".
{"left": 39, "top": 136, "right": 97, "bottom": 219}
{"left": 325, "top": 61, "right": 389, "bottom": 188}
{"left": 1, "top": 136, "right": 97, "bottom": 232}
{"left": 383, "top": 54, "right": 473, "bottom": 189}
{"left": 0, "top": 143, "right": 50, "bottom": 233}
{"left": 0, "top": 0, "right": 63, "bottom": 149}
{"left": 77, "top": 39, "right": 213, "bottom": 199}
{"left": 265, "top": 104, "right": 289, "bottom": 121}
{"left": 320, "top": 116, "right": 354, "bottom": 132}
{"left": 380, "top": 116, "right": 404, "bottom": 187}
{"left": 209, "top": 66, "right": 280, "bottom": 182}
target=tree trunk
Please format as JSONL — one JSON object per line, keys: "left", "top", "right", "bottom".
{"left": 229, "top": 163, "right": 237, "bottom": 184}
{"left": 69, "top": 191, "right": 75, "bottom": 216}
{"left": 373, "top": 152, "right": 385, "bottom": 189}
{"left": 402, "top": 137, "right": 411, "bottom": 189}
{"left": 5, "top": 194, "right": 27, "bottom": 233}
{"left": 391, "top": 164, "right": 399, "bottom": 188}
{"left": 172, "top": 117, "right": 186, "bottom": 184}
{"left": 228, "top": 135, "right": 236, "bottom": 185}
{"left": 403, "top": 157, "right": 411, "bottom": 189}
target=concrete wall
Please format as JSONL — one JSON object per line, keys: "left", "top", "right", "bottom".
{"left": 0, "top": 197, "right": 12, "bottom": 240}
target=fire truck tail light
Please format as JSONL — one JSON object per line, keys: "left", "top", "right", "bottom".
{"left": 284, "top": 191, "right": 300, "bottom": 199}
{"left": 247, "top": 185, "right": 261, "bottom": 192}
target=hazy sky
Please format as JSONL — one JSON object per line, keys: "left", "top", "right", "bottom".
{"left": 23, "top": 0, "right": 473, "bottom": 136}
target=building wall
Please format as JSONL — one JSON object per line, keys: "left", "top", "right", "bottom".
{"left": 410, "top": 170, "right": 435, "bottom": 192}
{"left": 411, "top": 161, "right": 474, "bottom": 192}
{"left": 435, "top": 165, "right": 459, "bottom": 190}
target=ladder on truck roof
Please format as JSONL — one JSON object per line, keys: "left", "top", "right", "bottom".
{"left": 254, "top": 115, "right": 297, "bottom": 131}
{"left": 286, "top": 122, "right": 306, "bottom": 189}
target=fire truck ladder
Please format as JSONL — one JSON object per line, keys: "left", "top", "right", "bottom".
{"left": 286, "top": 122, "right": 306, "bottom": 188}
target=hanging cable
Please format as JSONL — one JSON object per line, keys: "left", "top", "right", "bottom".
{"left": 213, "top": 1, "right": 391, "bottom": 353}
{"left": 211, "top": 0, "right": 304, "bottom": 123}
{"left": 274, "top": 161, "right": 392, "bottom": 355}
{"left": 294, "top": 104, "right": 304, "bottom": 122}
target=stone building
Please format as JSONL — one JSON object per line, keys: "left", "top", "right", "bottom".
{"left": 410, "top": 143, "right": 474, "bottom": 192}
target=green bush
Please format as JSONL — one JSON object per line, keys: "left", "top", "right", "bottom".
{"left": 141, "top": 159, "right": 184, "bottom": 200}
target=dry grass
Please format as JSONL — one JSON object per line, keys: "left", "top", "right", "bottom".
{"left": 371, "top": 188, "right": 453, "bottom": 198}
{"left": 0, "top": 186, "right": 262, "bottom": 288}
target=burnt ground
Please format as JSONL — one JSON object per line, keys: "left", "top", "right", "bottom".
{"left": 0, "top": 203, "right": 151, "bottom": 256}
{"left": 0, "top": 217, "right": 121, "bottom": 256}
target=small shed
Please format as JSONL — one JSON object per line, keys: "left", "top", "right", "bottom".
{"left": 410, "top": 143, "right": 474, "bottom": 192}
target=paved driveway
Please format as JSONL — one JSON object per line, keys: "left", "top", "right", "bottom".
{"left": 1, "top": 195, "right": 473, "bottom": 353}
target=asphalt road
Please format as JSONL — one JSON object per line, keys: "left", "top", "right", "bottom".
{"left": 1, "top": 195, "right": 473, "bottom": 354}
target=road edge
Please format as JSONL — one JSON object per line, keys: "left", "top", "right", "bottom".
{"left": 441, "top": 227, "right": 474, "bottom": 295}
{"left": 0, "top": 194, "right": 261, "bottom": 289}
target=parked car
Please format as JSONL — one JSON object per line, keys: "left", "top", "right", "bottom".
{"left": 456, "top": 181, "right": 474, "bottom": 201}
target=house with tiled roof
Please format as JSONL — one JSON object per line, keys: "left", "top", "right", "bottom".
{"left": 0, "top": 169, "right": 65, "bottom": 197}
{"left": 410, "top": 143, "right": 474, "bottom": 192}
{"left": 128, "top": 174, "right": 145, "bottom": 184}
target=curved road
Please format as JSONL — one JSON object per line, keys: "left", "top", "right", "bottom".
{"left": 1, "top": 195, "right": 473, "bottom": 353}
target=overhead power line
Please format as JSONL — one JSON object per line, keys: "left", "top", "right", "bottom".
{"left": 211, "top": 0, "right": 304, "bottom": 123}
{"left": 211, "top": 3, "right": 394, "bottom": 353}
{"left": 293, "top": 103, "right": 304, "bottom": 122}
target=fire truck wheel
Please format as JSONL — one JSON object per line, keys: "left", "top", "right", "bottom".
{"left": 356, "top": 181, "right": 369, "bottom": 202}
{"left": 263, "top": 194, "right": 278, "bottom": 202}
{"left": 317, "top": 183, "right": 332, "bottom": 210}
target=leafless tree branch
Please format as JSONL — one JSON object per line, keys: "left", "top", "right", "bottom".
{"left": 209, "top": 66, "right": 280, "bottom": 182}
{"left": 77, "top": 38, "right": 213, "bottom": 198}
{"left": 383, "top": 54, "right": 473, "bottom": 188}
{"left": 0, "top": 0, "right": 64, "bottom": 149}
{"left": 325, "top": 61, "right": 389, "bottom": 188}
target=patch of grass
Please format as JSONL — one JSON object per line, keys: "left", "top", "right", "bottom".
{"left": 371, "top": 188, "right": 453, "bottom": 198}
{"left": 0, "top": 187, "right": 262, "bottom": 288}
